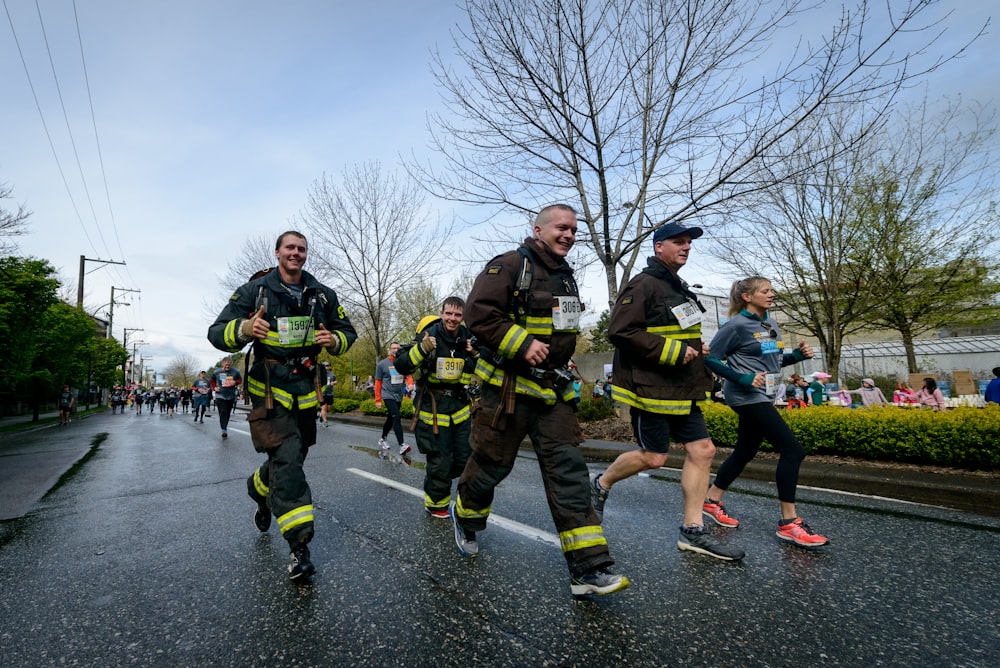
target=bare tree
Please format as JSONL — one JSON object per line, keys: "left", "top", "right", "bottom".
{"left": 714, "top": 110, "right": 887, "bottom": 381}
{"left": 412, "top": 0, "right": 982, "bottom": 306}
{"left": 163, "top": 353, "right": 200, "bottom": 388}
{"left": 205, "top": 234, "right": 279, "bottom": 323}
{"left": 298, "top": 162, "right": 452, "bottom": 355}
{"left": 714, "top": 97, "right": 1000, "bottom": 380}
{"left": 857, "top": 99, "right": 1000, "bottom": 371}
{"left": 1, "top": 182, "right": 31, "bottom": 255}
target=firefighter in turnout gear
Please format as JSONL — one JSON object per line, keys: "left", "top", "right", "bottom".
{"left": 451, "top": 204, "right": 630, "bottom": 597}
{"left": 208, "top": 230, "right": 356, "bottom": 581}
{"left": 394, "top": 297, "right": 478, "bottom": 519}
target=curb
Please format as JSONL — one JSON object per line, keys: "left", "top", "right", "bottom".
{"left": 323, "top": 412, "right": 999, "bottom": 518}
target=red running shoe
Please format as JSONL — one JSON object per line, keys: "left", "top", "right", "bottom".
{"left": 702, "top": 499, "right": 740, "bottom": 527}
{"left": 776, "top": 517, "right": 829, "bottom": 547}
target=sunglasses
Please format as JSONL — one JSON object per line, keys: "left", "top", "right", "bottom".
{"left": 761, "top": 323, "right": 777, "bottom": 338}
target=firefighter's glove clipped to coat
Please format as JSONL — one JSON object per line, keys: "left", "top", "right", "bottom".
{"left": 419, "top": 331, "right": 437, "bottom": 354}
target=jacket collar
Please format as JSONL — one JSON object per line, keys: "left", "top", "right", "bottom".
{"left": 522, "top": 237, "right": 572, "bottom": 272}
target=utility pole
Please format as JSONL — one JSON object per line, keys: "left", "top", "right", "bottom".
{"left": 77, "top": 256, "right": 126, "bottom": 309}
{"left": 107, "top": 287, "right": 140, "bottom": 339}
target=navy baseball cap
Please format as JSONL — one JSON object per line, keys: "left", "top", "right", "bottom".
{"left": 653, "top": 222, "right": 704, "bottom": 243}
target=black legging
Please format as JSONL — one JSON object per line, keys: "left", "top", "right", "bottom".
{"left": 380, "top": 398, "right": 404, "bottom": 444}
{"left": 712, "top": 401, "right": 805, "bottom": 503}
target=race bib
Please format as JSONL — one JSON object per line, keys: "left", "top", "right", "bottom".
{"left": 276, "top": 316, "right": 313, "bottom": 345}
{"left": 436, "top": 357, "right": 465, "bottom": 381}
{"left": 389, "top": 368, "right": 404, "bottom": 384}
{"left": 551, "top": 296, "right": 581, "bottom": 330}
{"left": 670, "top": 300, "right": 703, "bottom": 329}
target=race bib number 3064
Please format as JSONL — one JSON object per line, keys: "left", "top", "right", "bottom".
{"left": 551, "top": 296, "right": 581, "bottom": 330}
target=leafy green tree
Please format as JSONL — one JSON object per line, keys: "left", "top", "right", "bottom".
{"left": 92, "top": 338, "right": 130, "bottom": 391}
{"left": 0, "top": 257, "right": 61, "bottom": 412}
{"left": 28, "top": 302, "right": 94, "bottom": 417}
{"left": 587, "top": 310, "right": 614, "bottom": 353}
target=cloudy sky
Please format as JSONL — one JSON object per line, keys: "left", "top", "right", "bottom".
{"left": 1, "top": 1, "right": 995, "bottom": 378}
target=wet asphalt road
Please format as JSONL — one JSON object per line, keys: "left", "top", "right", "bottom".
{"left": 0, "top": 410, "right": 997, "bottom": 667}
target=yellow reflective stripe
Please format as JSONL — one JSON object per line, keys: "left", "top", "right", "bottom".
{"left": 659, "top": 338, "right": 683, "bottom": 365}
{"left": 252, "top": 468, "right": 269, "bottom": 497}
{"left": 247, "top": 377, "right": 318, "bottom": 410}
{"left": 260, "top": 330, "right": 317, "bottom": 348}
{"left": 223, "top": 319, "right": 240, "bottom": 349}
{"left": 474, "top": 360, "right": 560, "bottom": 405}
{"left": 455, "top": 494, "right": 490, "bottom": 520}
{"left": 610, "top": 386, "right": 709, "bottom": 414}
{"left": 407, "top": 345, "right": 426, "bottom": 367}
{"left": 277, "top": 505, "right": 314, "bottom": 534}
{"left": 498, "top": 325, "right": 530, "bottom": 358}
{"left": 417, "top": 404, "right": 471, "bottom": 427}
{"left": 330, "top": 331, "right": 348, "bottom": 355}
{"left": 648, "top": 324, "right": 702, "bottom": 338}
{"left": 524, "top": 315, "right": 551, "bottom": 336}
{"left": 424, "top": 493, "right": 450, "bottom": 510}
{"left": 559, "top": 525, "right": 608, "bottom": 553}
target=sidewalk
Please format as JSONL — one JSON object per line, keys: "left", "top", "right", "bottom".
{"left": 330, "top": 413, "right": 1000, "bottom": 518}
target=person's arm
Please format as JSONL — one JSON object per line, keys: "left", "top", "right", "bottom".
{"left": 464, "top": 251, "right": 536, "bottom": 363}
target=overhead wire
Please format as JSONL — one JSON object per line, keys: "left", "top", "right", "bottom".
{"left": 32, "top": 0, "right": 114, "bottom": 260}
{"left": 3, "top": 0, "right": 96, "bottom": 252}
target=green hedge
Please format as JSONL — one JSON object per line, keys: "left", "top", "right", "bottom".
{"left": 577, "top": 399, "right": 616, "bottom": 422}
{"left": 331, "top": 398, "right": 362, "bottom": 413}
{"left": 359, "top": 397, "right": 415, "bottom": 419}
{"left": 701, "top": 402, "right": 1000, "bottom": 469}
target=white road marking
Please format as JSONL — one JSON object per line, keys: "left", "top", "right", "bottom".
{"left": 347, "top": 467, "right": 560, "bottom": 547}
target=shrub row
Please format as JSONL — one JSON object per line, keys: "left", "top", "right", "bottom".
{"left": 701, "top": 402, "right": 1000, "bottom": 469}
{"left": 359, "top": 397, "right": 415, "bottom": 419}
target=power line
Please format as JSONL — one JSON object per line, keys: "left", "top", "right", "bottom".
{"left": 2, "top": 0, "right": 96, "bottom": 252}
{"left": 33, "top": 0, "right": 113, "bottom": 259}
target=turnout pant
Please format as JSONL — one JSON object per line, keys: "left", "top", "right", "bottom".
{"left": 455, "top": 387, "right": 613, "bottom": 577}
{"left": 415, "top": 417, "right": 472, "bottom": 511}
{"left": 246, "top": 396, "right": 318, "bottom": 546}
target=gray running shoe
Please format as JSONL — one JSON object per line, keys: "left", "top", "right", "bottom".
{"left": 590, "top": 474, "right": 609, "bottom": 522}
{"left": 450, "top": 501, "right": 478, "bottom": 557}
{"left": 677, "top": 525, "right": 745, "bottom": 561}
{"left": 570, "top": 568, "right": 631, "bottom": 596}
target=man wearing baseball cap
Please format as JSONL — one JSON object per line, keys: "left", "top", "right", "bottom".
{"left": 591, "top": 220, "right": 745, "bottom": 561}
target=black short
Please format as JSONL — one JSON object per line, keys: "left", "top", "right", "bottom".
{"left": 322, "top": 396, "right": 333, "bottom": 407}
{"left": 630, "top": 405, "right": 710, "bottom": 454}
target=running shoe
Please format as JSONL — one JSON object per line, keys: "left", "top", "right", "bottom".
{"left": 702, "top": 499, "right": 740, "bottom": 528}
{"left": 425, "top": 507, "right": 450, "bottom": 519}
{"left": 378, "top": 437, "right": 388, "bottom": 450}
{"left": 590, "top": 474, "right": 609, "bottom": 522}
{"left": 677, "top": 525, "right": 745, "bottom": 561}
{"left": 570, "top": 568, "right": 631, "bottom": 596}
{"left": 450, "top": 502, "right": 478, "bottom": 557}
{"left": 399, "top": 443, "right": 412, "bottom": 456}
{"left": 776, "top": 517, "right": 829, "bottom": 547}
{"left": 288, "top": 543, "right": 315, "bottom": 581}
